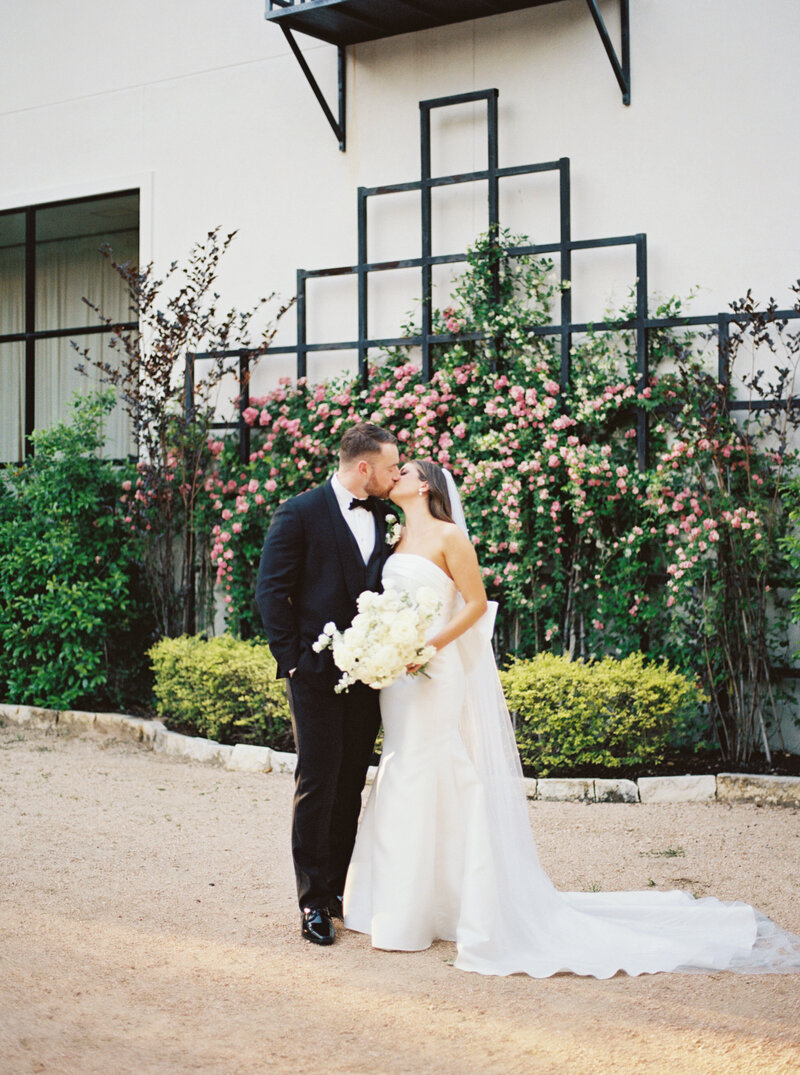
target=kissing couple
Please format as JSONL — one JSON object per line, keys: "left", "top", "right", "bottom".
{"left": 256, "top": 421, "right": 800, "bottom": 978}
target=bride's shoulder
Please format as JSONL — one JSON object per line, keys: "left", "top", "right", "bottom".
{"left": 439, "top": 521, "right": 471, "bottom": 550}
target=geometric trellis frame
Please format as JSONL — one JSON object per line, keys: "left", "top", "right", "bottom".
{"left": 195, "top": 88, "right": 799, "bottom": 472}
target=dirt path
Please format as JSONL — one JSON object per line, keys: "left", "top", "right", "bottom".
{"left": 1, "top": 720, "right": 799, "bottom": 1075}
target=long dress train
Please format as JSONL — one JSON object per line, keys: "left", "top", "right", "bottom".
{"left": 343, "top": 553, "right": 800, "bottom": 978}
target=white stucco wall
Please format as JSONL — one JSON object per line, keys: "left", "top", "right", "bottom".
{"left": 3, "top": 0, "right": 799, "bottom": 367}
{"left": 3, "top": 0, "right": 800, "bottom": 748}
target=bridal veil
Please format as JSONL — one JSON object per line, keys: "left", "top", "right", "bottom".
{"left": 442, "top": 468, "right": 800, "bottom": 977}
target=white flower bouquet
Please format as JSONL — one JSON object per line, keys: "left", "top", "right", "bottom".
{"left": 312, "top": 582, "right": 441, "bottom": 693}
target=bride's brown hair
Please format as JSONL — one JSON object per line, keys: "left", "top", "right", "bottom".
{"left": 414, "top": 460, "right": 454, "bottom": 524}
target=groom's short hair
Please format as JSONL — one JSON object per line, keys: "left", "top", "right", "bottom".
{"left": 339, "top": 422, "right": 397, "bottom": 463}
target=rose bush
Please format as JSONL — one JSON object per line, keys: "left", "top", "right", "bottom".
{"left": 188, "top": 234, "right": 799, "bottom": 763}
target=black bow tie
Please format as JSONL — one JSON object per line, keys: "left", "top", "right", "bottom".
{"left": 349, "top": 497, "right": 375, "bottom": 513}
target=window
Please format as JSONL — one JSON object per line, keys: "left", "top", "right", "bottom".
{"left": 0, "top": 190, "right": 139, "bottom": 462}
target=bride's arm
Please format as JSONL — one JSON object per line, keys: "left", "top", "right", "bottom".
{"left": 426, "top": 526, "right": 488, "bottom": 653}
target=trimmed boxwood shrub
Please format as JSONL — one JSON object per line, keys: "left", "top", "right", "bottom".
{"left": 149, "top": 634, "right": 292, "bottom": 748}
{"left": 499, "top": 651, "right": 706, "bottom": 775}
{"left": 148, "top": 638, "right": 704, "bottom": 772}
{"left": 0, "top": 392, "right": 152, "bottom": 711}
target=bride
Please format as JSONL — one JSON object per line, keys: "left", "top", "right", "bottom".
{"left": 343, "top": 458, "right": 800, "bottom": 977}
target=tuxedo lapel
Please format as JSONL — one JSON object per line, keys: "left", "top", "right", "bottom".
{"left": 369, "top": 507, "right": 382, "bottom": 554}
{"left": 321, "top": 480, "right": 366, "bottom": 602}
{"left": 365, "top": 502, "right": 391, "bottom": 590}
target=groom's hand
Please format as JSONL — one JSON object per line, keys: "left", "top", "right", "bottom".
{"left": 256, "top": 501, "right": 304, "bottom": 676}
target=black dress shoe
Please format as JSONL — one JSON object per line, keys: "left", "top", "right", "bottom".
{"left": 301, "top": 907, "right": 335, "bottom": 946}
{"left": 328, "top": 896, "right": 344, "bottom": 920}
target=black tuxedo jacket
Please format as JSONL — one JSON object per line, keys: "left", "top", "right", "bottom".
{"left": 256, "top": 480, "right": 394, "bottom": 685}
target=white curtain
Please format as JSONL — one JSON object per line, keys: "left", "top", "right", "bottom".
{"left": 0, "top": 244, "right": 25, "bottom": 463}
{"left": 0, "top": 227, "right": 137, "bottom": 463}
{"left": 35, "top": 229, "right": 137, "bottom": 459}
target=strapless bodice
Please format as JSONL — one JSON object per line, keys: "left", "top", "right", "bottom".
{"left": 382, "top": 553, "right": 457, "bottom": 632}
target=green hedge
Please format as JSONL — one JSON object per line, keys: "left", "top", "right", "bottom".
{"left": 149, "top": 638, "right": 704, "bottom": 773}
{"left": 499, "top": 652, "right": 706, "bottom": 775}
{"left": 149, "top": 635, "right": 293, "bottom": 748}
{"left": 0, "top": 393, "right": 152, "bottom": 711}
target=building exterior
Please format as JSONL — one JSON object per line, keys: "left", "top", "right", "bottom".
{"left": 2, "top": 0, "right": 799, "bottom": 458}
{"left": 1, "top": 1, "right": 799, "bottom": 745}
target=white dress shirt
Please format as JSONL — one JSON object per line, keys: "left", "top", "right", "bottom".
{"left": 331, "top": 473, "right": 376, "bottom": 564}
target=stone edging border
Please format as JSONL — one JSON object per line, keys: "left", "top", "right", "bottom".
{"left": 2, "top": 701, "right": 800, "bottom": 806}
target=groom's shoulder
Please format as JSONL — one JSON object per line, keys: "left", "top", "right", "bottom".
{"left": 283, "top": 480, "right": 330, "bottom": 514}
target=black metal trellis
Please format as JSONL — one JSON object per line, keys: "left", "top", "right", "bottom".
{"left": 193, "top": 87, "right": 800, "bottom": 472}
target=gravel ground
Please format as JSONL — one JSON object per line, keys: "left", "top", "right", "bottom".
{"left": 1, "top": 720, "right": 799, "bottom": 1075}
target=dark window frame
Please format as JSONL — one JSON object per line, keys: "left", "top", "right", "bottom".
{"left": 0, "top": 188, "right": 139, "bottom": 459}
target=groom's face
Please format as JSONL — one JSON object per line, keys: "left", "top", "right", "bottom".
{"left": 363, "top": 443, "right": 401, "bottom": 498}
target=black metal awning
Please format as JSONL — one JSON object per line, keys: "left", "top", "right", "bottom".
{"left": 265, "top": 0, "right": 565, "bottom": 47}
{"left": 265, "top": 1, "right": 630, "bottom": 150}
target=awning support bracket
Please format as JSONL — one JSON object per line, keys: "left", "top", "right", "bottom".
{"left": 585, "top": 0, "right": 630, "bottom": 106}
{"left": 272, "top": 0, "right": 629, "bottom": 151}
{"left": 280, "top": 25, "right": 347, "bottom": 151}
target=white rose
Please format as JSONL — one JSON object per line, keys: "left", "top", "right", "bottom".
{"left": 380, "top": 587, "right": 402, "bottom": 611}
{"left": 392, "top": 619, "right": 417, "bottom": 649}
{"left": 332, "top": 640, "right": 355, "bottom": 669}
{"left": 373, "top": 644, "right": 400, "bottom": 674}
{"left": 416, "top": 587, "right": 440, "bottom": 613}
{"left": 394, "top": 607, "right": 416, "bottom": 629}
{"left": 357, "top": 591, "right": 379, "bottom": 613}
{"left": 348, "top": 630, "right": 371, "bottom": 655}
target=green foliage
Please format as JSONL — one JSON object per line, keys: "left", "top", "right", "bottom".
{"left": 79, "top": 228, "right": 290, "bottom": 638}
{"left": 198, "top": 234, "right": 800, "bottom": 763}
{"left": 499, "top": 652, "right": 707, "bottom": 775}
{"left": 0, "top": 392, "right": 153, "bottom": 710}
{"left": 148, "top": 634, "right": 292, "bottom": 747}
{"left": 646, "top": 287, "right": 800, "bottom": 762}
{"left": 783, "top": 477, "right": 800, "bottom": 630}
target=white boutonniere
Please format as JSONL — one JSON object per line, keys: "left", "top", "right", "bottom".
{"left": 385, "top": 514, "right": 403, "bottom": 547}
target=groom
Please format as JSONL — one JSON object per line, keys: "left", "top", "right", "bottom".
{"left": 256, "top": 422, "right": 400, "bottom": 945}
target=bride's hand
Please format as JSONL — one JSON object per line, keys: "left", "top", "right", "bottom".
{"left": 406, "top": 642, "right": 440, "bottom": 674}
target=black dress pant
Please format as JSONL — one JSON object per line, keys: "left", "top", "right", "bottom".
{"left": 285, "top": 672, "right": 381, "bottom": 910}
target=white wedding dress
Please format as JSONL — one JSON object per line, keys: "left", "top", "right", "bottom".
{"left": 343, "top": 553, "right": 800, "bottom": 977}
